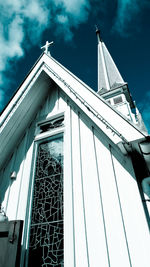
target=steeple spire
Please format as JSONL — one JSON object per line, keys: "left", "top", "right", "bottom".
{"left": 95, "top": 29, "right": 145, "bottom": 129}
{"left": 96, "top": 30, "right": 125, "bottom": 93}
{"left": 96, "top": 27, "right": 110, "bottom": 92}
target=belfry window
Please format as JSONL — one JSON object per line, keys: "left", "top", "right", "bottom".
{"left": 28, "top": 134, "right": 64, "bottom": 267}
{"left": 113, "top": 96, "right": 123, "bottom": 104}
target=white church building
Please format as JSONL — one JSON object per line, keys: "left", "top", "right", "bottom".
{"left": 0, "top": 29, "right": 150, "bottom": 267}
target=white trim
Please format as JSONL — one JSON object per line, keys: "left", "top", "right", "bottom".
{"left": 35, "top": 127, "right": 64, "bottom": 141}
{"left": 24, "top": 131, "right": 64, "bottom": 266}
{"left": 24, "top": 140, "right": 38, "bottom": 267}
{"left": 23, "top": 112, "right": 65, "bottom": 266}
{"left": 37, "top": 111, "right": 65, "bottom": 126}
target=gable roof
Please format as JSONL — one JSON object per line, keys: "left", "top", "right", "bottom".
{"left": 0, "top": 52, "right": 146, "bottom": 169}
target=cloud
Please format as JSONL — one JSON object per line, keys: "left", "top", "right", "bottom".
{"left": 113, "top": 0, "right": 150, "bottom": 36}
{"left": 0, "top": 0, "right": 91, "bottom": 109}
{"left": 54, "top": 0, "right": 90, "bottom": 41}
{"left": 0, "top": 0, "right": 149, "bottom": 110}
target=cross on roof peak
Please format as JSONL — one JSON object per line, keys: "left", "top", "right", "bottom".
{"left": 41, "top": 41, "right": 54, "bottom": 55}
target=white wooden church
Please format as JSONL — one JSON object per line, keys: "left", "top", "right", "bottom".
{"left": 0, "top": 29, "right": 150, "bottom": 267}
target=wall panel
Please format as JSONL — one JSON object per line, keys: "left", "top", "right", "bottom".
{"left": 94, "top": 131, "right": 131, "bottom": 267}
{"left": 0, "top": 86, "right": 149, "bottom": 267}
{"left": 0, "top": 153, "right": 16, "bottom": 213}
{"left": 16, "top": 123, "right": 35, "bottom": 220}
{"left": 112, "top": 153, "right": 150, "bottom": 267}
{"left": 79, "top": 116, "right": 110, "bottom": 267}
{"left": 64, "top": 103, "right": 75, "bottom": 267}
{"left": 6, "top": 135, "right": 27, "bottom": 220}
{"left": 71, "top": 109, "right": 89, "bottom": 267}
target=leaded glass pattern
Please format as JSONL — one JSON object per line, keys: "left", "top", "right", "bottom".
{"left": 28, "top": 135, "right": 63, "bottom": 267}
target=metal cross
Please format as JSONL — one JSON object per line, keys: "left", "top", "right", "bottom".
{"left": 41, "top": 41, "right": 54, "bottom": 55}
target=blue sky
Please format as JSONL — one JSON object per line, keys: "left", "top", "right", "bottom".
{"left": 0, "top": 0, "right": 150, "bottom": 131}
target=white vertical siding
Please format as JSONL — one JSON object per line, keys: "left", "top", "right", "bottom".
{"left": 94, "top": 132, "right": 132, "bottom": 267}
{"left": 58, "top": 91, "right": 68, "bottom": 112}
{"left": 6, "top": 135, "right": 27, "bottom": 220}
{"left": 112, "top": 153, "right": 150, "bottom": 267}
{"left": 0, "top": 88, "right": 150, "bottom": 267}
{"left": 0, "top": 87, "right": 61, "bottom": 220}
{"left": 78, "top": 116, "right": 110, "bottom": 267}
{"left": 64, "top": 102, "right": 75, "bottom": 267}
{"left": 16, "top": 123, "right": 35, "bottom": 220}
{"left": 71, "top": 108, "right": 89, "bottom": 267}
{"left": 0, "top": 152, "right": 16, "bottom": 213}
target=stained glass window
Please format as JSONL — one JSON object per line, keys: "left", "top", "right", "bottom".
{"left": 28, "top": 135, "right": 63, "bottom": 267}
{"left": 39, "top": 117, "right": 64, "bottom": 133}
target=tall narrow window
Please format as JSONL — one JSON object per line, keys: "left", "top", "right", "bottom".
{"left": 28, "top": 134, "right": 63, "bottom": 267}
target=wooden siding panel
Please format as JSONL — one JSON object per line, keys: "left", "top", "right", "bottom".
{"left": 112, "top": 155, "right": 150, "bottom": 267}
{"left": 58, "top": 91, "right": 67, "bottom": 111}
{"left": 16, "top": 124, "right": 35, "bottom": 220}
{"left": 37, "top": 87, "right": 65, "bottom": 119}
{"left": 1, "top": 152, "right": 16, "bottom": 214}
{"left": 46, "top": 87, "right": 59, "bottom": 116}
{"left": 71, "top": 109, "right": 89, "bottom": 267}
{"left": 79, "top": 117, "right": 109, "bottom": 267}
{"left": 6, "top": 135, "right": 27, "bottom": 220}
{"left": 64, "top": 104, "right": 75, "bottom": 267}
{"left": 0, "top": 86, "right": 47, "bottom": 170}
{"left": 1, "top": 82, "right": 149, "bottom": 267}
{"left": 94, "top": 132, "right": 131, "bottom": 267}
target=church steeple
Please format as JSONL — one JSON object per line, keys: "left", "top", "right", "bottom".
{"left": 96, "top": 26, "right": 125, "bottom": 93}
{"left": 96, "top": 28, "right": 147, "bottom": 134}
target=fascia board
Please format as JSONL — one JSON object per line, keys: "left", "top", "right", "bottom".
{"left": 42, "top": 54, "right": 145, "bottom": 143}
{"left": 0, "top": 55, "right": 45, "bottom": 126}
{"left": 0, "top": 53, "right": 146, "bottom": 145}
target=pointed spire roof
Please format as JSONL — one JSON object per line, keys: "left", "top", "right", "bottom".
{"left": 96, "top": 28, "right": 125, "bottom": 93}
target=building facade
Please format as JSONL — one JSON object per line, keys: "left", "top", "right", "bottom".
{"left": 0, "top": 36, "right": 150, "bottom": 266}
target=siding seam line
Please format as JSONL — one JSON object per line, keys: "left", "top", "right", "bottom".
{"left": 15, "top": 130, "right": 29, "bottom": 220}
{"left": 78, "top": 112, "right": 90, "bottom": 267}
{"left": 70, "top": 106, "right": 76, "bottom": 267}
{"left": 5, "top": 149, "right": 17, "bottom": 214}
{"left": 109, "top": 145, "right": 132, "bottom": 267}
{"left": 92, "top": 127, "right": 111, "bottom": 267}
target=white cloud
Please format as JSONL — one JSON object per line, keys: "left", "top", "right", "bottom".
{"left": 55, "top": 15, "right": 73, "bottom": 41}
{"left": 113, "top": 0, "right": 150, "bottom": 36}
{"left": 58, "top": 0, "right": 90, "bottom": 23}
{"left": 0, "top": 0, "right": 149, "bottom": 110}
{"left": 0, "top": 0, "right": 91, "bottom": 109}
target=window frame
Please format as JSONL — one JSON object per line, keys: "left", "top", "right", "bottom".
{"left": 24, "top": 114, "right": 65, "bottom": 267}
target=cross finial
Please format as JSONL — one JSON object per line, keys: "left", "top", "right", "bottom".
{"left": 41, "top": 41, "right": 54, "bottom": 55}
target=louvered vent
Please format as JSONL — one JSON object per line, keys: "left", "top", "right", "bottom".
{"left": 113, "top": 96, "right": 123, "bottom": 104}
